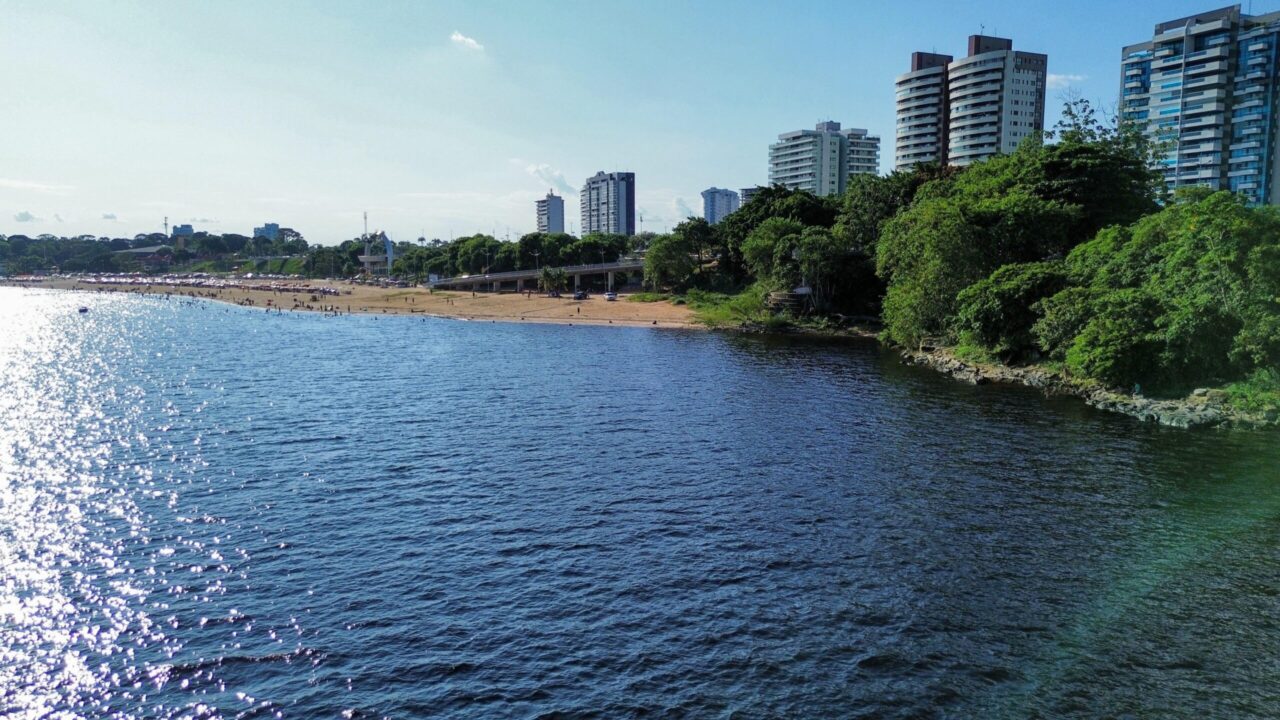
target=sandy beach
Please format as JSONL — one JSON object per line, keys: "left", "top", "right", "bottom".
{"left": 6, "top": 277, "right": 699, "bottom": 328}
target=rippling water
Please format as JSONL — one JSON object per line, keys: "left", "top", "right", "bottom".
{"left": 2, "top": 286, "right": 1278, "bottom": 718}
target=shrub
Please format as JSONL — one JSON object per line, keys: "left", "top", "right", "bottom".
{"left": 1032, "top": 287, "right": 1099, "bottom": 360}
{"left": 1225, "top": 368, "right": 1280, "bottom": 414}
{"left": 1064, "top": 289, "right": 1163, "bottom": 387}
{"left": 953, "top": 261, "right": 1068, "bottom": 358}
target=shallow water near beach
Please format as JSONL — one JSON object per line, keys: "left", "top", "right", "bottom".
{"left": 3, "top": 286, "right": 1279, "bottom": 718}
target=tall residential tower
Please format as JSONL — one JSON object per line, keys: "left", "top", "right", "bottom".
{"left": 701, "top": 187, "right": 740, "bottom": 224}
{"left": 768, "top": 121, "right": 881, "bottom": 196}
{"left": 536, "top": 191, "right": 565, "bottom": 234}
{"left": 580, "top": 171, "right": 636, "bottom": 236}
{"left": 1122, "top": 5, "right": 1280, "bottom": 204}
{"left": 895, "top": 52, "right": 953, "bottom": 168}
{"left": 895, "top": 36, "right": 1047, "bottom": 170}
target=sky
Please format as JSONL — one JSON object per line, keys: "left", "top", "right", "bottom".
{"left": 0, "top": 0, "right": 1249, "bottom": 244}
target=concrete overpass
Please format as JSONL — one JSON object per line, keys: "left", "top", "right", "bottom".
{"left": 427, "top": 259, "right": 646, "bottom": 292}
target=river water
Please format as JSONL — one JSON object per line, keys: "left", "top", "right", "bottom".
{"left": 2, "top": 286, "right": 1278, "bottom": 718}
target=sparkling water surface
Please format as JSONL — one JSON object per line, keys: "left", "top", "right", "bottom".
{"left": 2, "top": 286, "right": 1278, "bottom": 718}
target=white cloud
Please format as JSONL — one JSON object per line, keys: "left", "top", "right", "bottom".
{"left": 14, "top": 210, "right": 39, "bottom": 222}
{"left": 524, "top": 163, "right": 575, "bottom": 195}
{"left": 102, "top": 212, "right": 118, "bottom": 220}
{"left": 1047, "top": 73, "right": 1086, "bottom": 90}
{"left": 674, "top": 198, "right": 696, "bottom": 220}
{"left": 0, "top": 177, "right": 74, "bottom": 194}
{"left": 450, "top": 31, "right": 484, "bottom": 52}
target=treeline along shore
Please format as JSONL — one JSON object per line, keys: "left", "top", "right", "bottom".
{"left": 4, "top": 101, "right": 1278, "bottom": 428}
{"left": 630, "top": 100, "right": 1280, "bottom": 429}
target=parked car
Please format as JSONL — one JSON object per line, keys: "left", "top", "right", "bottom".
{"left": 604, "top": 291, "right": 618, "bottom": 301}
{"left": 573, "top": 290, "right": 588, "bottom": 300}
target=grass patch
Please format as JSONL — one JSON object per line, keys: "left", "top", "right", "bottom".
{"left": 176, "top": 258, "right": 239, "bottom": 273}
{"left": 1225, "top": 368, "right": 1280, "bottom": 415}
{"left": 684, "top": 285, "right": 772, "bottom": 328}
{"left": 626, "top": 292, "right": 670, "bottom": 303}
{"left": 952, "top": 332, "right": 1000, "bottom": 365}
{"left": 236, "top": 257, "right": 306, "bottom": 275}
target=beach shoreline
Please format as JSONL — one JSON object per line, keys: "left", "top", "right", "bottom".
{"left": 2, "top": 277, "right": 701, "bottom": 329}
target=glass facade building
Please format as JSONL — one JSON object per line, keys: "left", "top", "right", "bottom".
{"left": 1122, "top": 5, "right": 1280, "bottom": 204}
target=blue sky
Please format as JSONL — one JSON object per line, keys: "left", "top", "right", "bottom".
{"left": 0, "top": 0, "right": 1245, "bottom": 244}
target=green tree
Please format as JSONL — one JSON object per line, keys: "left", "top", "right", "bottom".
{"left": 538, "top": 266, "right": 568, "bottom": 293}
{"left": 642, "top": 233, "right": 696, "bottom": 291}
{"left": 1032, "top": 287, "right": 1099, "bottom": 360}
{"left": 1040, "top": 190, "right": 1280, "bottom": 389}
{"left": 795, "top": 226, "right": 849, "bottom": 312}
{"left": 741, "top": 217, "right": 804, "bottom": 288}
{"left": 1064, "top": 288, "right": 1163, "bottom": 387}
{"left": 877, "top": 199, "right": 983, "bottom": 346}
{"left": 954, "top": 261, "right": 1069, "bottom": 358}
{"left": 671, "top": 217, "right": 714, "bottom": 275}
{"left": 712, "top": 186, "right": 838, "bottom": 282}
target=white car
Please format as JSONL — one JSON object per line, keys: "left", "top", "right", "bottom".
{"left": 604, "top": 291, "right": 618, "bottom": 301}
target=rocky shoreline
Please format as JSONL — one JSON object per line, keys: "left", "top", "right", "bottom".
{"left": 899, "top": 346, "right": 1276, "bottom": 430}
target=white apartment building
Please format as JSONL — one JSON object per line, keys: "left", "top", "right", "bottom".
{"left": 768, "top": 121, "right": 881, "bottom": 196}
{"left": 846, "top": 128, "right": 882, "bottom": 176}
{"left": 895, "top": 52, "right": 953, "bottom": 169}
{"left": 580, "top": 171, "right": 636, "bottom": 236}
{"left": 701, "top": 187, "right": 740, "bottom": 225}
{"left": 535, "top": 191, "right": 565, "bottom": 234}
{"left": 895, "top": 36, "right": 1047, "bottom": 169}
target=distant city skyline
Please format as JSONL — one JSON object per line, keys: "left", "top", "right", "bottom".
{"left": 0, "top": 0, "right": 1234, "bottom": 243}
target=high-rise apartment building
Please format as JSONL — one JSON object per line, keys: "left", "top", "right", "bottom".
{"left": 740, "top": 186, "right": 763, "bottom": 205}
{"left": 535, "top": 191, "right": 565, "bottom": 233}
{"left": 895, "top": 36, "right": 1047, "bottom": 170}
{"left": 896, "top": 52, "right": 953, "bottom": 168}
{"left": 846, "top": 128, "right": 882, "bottom": 176}
{"left": 701, "top": 187, "right": 740, "bottom": 224}
{"left": 1122, "top": 5, "right": 1280, "bottom": 204}
{"left": 768, "top": 121, "right": 881, "bottom": 196}
{"left": 580, "top": 171, "right": 636, "bottom": 236}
